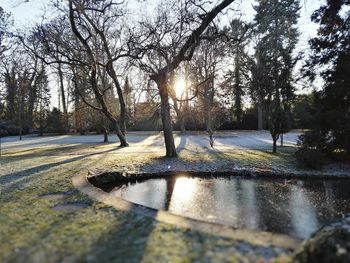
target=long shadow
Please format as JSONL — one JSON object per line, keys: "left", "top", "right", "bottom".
{"left": 2, "top": 137, "right": 192, "bottom": 262}
{"left": 76, "top": 175, "right": 178, "bottom": 262}
{"left": 75, "top": 206, "right": 159, "bottom": 262}
{"left": 176, "top": 134, "right": 188, "bottom": 154}
{"left": 2, "top": 143, "right": 106, "bottom": 160}
{"left": 2, "top": 134, "right": 152, "bottom": 154}
{"left": 2, "top": 191, "right": 158, "bottom": 263}
{"left": 0, "top": 147, "right": 119, "bottom": 187}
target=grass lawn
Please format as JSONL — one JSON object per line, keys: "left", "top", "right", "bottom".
{"left": 0, "top": 132, "right": 339, "bottom": 263}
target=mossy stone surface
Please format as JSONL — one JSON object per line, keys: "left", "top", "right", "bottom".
{"left": 294, "top": 216, "right": 350, "bottom": 263}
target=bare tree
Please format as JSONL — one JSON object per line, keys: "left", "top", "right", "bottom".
{"left": 20, "top": 1, "right": 133, "bottom": 146}
{"left": 135, "top": 0, "right": 236, "bottom": 157}
{"left": 67, "top": 0, "right": 129, "bottom": 146}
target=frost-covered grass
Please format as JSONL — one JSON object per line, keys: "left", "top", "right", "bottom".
{"left": 0, "top": 131, "right": 346, "bottom": 262}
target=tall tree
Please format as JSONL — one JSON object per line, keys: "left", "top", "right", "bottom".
{"left": 1, "top": 47, "right": 48, "bottom": 134}
{"left": 225, "top": 19, "right": 251, "bottom": 127}
{"left": 252, "top": 0, "right": 300, "bottom": 152}
{"left": 191, "top": 29, "right": 225, "bottom": 135}
{"left": 136, "top": 0, "right": 235, "bottom": 157}
{"left": 68, "top": 0, "right": 129, "bottom": 144}
{"left": 23, "top": 1, "right": 131, "bottom": 146}
{"left": 0, "top": 6, "right": 11, "bottom": 58}
{"left": 302, "top": 0, "right": 350, "bottom": 154}
{"left": 0, "top": 7, "right": 12, "bottom": 119}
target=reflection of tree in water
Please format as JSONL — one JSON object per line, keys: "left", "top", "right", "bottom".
{"left": 304, "top": 180, "right": 350, "bottom": 225}
{"left": 164, "top": 176, "right": 177, "bottom": 210}
{"left": 111, "top": 176, "right": 350, "bottom": 239}
{"left": 289, "top": 183, "right": 318, "bottom": 239}
{"left": 254, "top": 179, "right": 292, "bottom": 234}
{"left": 240, "top": 180, "right": 259, "bottom": 229}
{"left": 213, "top": 179, "right": 240, "bottom": 226}
{"left": 212, "top": 179, "right": 260, "bottom": 229}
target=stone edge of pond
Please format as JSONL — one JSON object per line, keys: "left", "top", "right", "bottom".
{"left": 72, "top": 169, "right": 301, "bottom": 251}
{"left": 85, "top": 168, "right": 350, "bottom": 191}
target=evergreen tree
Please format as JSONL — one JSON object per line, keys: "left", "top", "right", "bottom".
{"left": 302, "top": 0, "right": 350, "bottom": 154}
{"left": 35, "top": 67, "right": 50, "bottom": 136}
{"left": 46, "top": 108, "right": 65, "bottom": 134}
{"left": 252, "top": 0, "right": 300, "bottom": 152}
{"left": 226, "top": 19, "right": 251, "bottom": 127}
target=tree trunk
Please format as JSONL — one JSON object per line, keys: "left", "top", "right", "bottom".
{"left": 58, "top": 62, "right": 68, "bottom": 132}
{"left": 257, "top": 95, "right": 263, "bottom": 130}
{"left": 234, "top": 51, "right": 242, "bottom": 126}
{"left": 103, "top": 127, "right": 108, "bottom": 142}
{"left": 115, "top": 127, "right": 127, "bottom": 146}
{"left": 158, "top": 77, "right": 177, "bottom": 158}
{"left": 106, "top": 63, "right": 127, "bottom": 136}
{"left": 171, "top": 86, "right": 185, "bottom": 134}
{"left": 39, "top": 122, "right": 44, "bottom": 136}
{"left": 19, "top": 108, "right": 22, "bottom": 141}
{"left": 27, "top": 87, "right": 37, "bottom": 131}
{"left": 39, "top": 107, "right": 44, "bottom": 136}
{"left": 273, "top": 137, "right": 277, "bottom": 153}
{"left": 89, "top": 65, "right": 129, "bottom": 147}
{"left": 209, "top": 132, "right": 214, "bottom": 148}
{"left": 180, "top": 115, "right": 186, "bottom": 134}
{"left": 280, "top": 133, "right": 283, "bottom": 147}
{"left": 19, "top": 85, "right": 23, "bottom": 141}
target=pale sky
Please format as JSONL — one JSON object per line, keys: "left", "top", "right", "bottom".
{"left": 2, "top": 0, "right": 324, "bottom": 46}
{"left": 1, "top": 0, "right": 325, "bottom": 108}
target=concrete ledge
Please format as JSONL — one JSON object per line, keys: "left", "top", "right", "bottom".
{"left": 72, "top": 169, "right": 302, "bottom": 250}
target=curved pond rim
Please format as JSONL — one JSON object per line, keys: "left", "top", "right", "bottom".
{"left": 86, "top": 169, "right": 350, "bottom": 192}
{"left": 72, "top": 169, "right": 313, "bottom": 250}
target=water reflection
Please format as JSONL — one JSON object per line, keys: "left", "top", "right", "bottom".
{"left": 109, "top": 176, "right": 350, "bottom": 239}
{"left": 289, "top": 185, "right": 318, "bottom": 238}
{"left": 168, "top": 176, "right": 197, "bottom": 211}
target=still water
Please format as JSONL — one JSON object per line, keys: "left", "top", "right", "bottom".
{"left": 107, "top": 175, "right": 350, "bottom": 239}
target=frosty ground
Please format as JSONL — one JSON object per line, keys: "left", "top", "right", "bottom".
{"left": 0, "top": 130, "right": 349, "bottom": 263}
{"left": 1, "top": 130, "right": 299, "bottom": 153}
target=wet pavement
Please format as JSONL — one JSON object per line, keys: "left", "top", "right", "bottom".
{"left": 107, "top": 175, "right": 350, "bottom": 239}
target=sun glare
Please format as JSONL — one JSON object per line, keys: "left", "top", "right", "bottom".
{"left": 169, "top": 177, "right": 197, "bottom": 210}
{"left": 174, "top": 78, "right": 186, "bottom": 98}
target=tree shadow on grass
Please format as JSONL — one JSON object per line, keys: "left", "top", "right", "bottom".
{"left": 73, "top": 177, "right": 178, "bottom": 262}
{"left": 0, "top": 147, "right": 120, "bottom": 194}
{"left": 176, "top": 134, "right": 188, "bottom": 155}
{"left": 2, "top": 135, "right": 151, "bottom": 158}
{"left": 78, "top": 210, "right": 158, "bottom": 263}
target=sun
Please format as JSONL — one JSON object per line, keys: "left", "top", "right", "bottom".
{"left": 174, "top": 78, "right": 186, "bottom": 98}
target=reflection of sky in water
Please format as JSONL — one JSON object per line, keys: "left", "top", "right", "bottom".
{"left": 168, "top": 177, "right": 197, "bottom": 212}
{"left": 116, "top": 179, "right": 167, "bottom": 209}
{"left": 110, "top": 177, "right": 350, "bottom": 239}
{"left": 241, "top": 181, "right": 259, "bottom": 229}
{"left": 289, "top": 185, "right": 318, "bottom": 238}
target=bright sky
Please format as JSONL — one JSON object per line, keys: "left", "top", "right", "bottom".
{"left": 2, "top": 0, "right": 324, "bottom": 41}
{"left": 1, "top": 0, "right": 325, "bottom": 108}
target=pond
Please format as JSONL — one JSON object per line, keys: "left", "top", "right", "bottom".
{"left": 102, "top": 175, "right": 350, "bottom": 239}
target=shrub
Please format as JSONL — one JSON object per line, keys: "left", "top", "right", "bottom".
{"left": 0, "top": 129, "right": 8, "bottom": 137}
{"left": 295, "top": 146, "right": 326, "bottom": 169}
